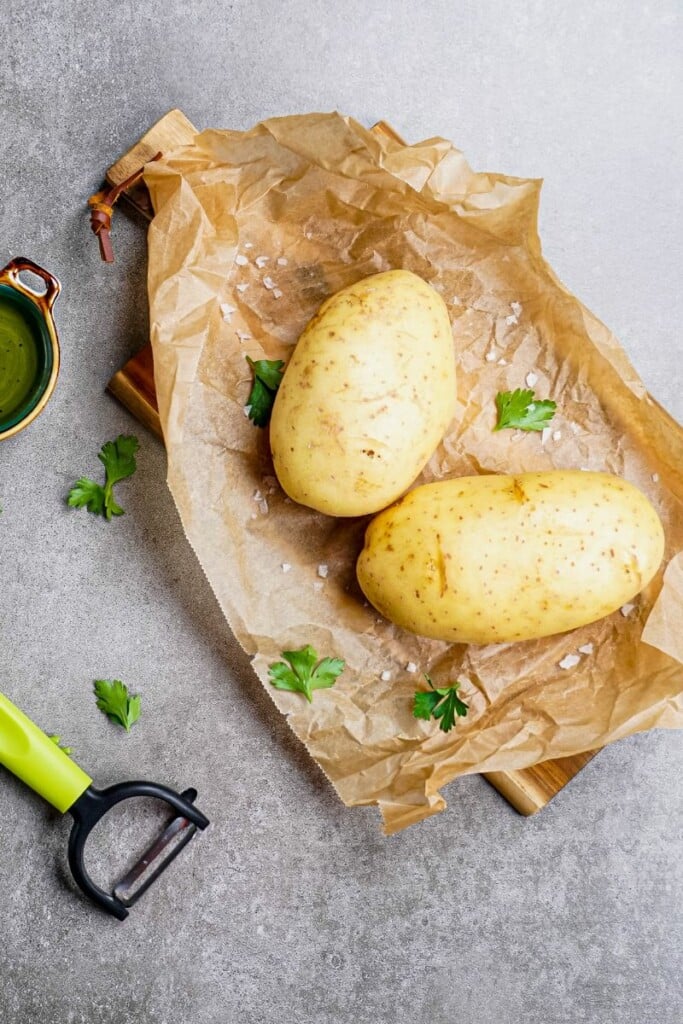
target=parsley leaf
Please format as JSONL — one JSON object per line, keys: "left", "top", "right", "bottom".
{"left": 268, "top": 644, "right": 345, "bottom": 702}
{"left": 93, "top": 679, "right": 141, "bottom": 732}
{"left": 66, "top": 478, "right": 106, "bottom": 515}
{"left": 68, "top": 435, "right": 139, "bottom": 520}
{"left": 246, "top": 357, "right": 284, "bottom": 427}
{"left": 494, "top": 389, "right": 556, "bottom": 432}
{"left": 413, "top": 674, "right": 469, "bottom": 733}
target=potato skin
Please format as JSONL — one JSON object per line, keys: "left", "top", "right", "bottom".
{"left": 356, "top": 472, "right": 665, "bottom": 644}
{"left": 270, "top": 270, "right": 456, "bottom": 517}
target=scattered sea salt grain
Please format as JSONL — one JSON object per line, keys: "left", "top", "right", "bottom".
{"left": 237, "top": 331, "right": 251, "bottom": 341}
{"left": 220, "top": 303, "right": 236, "bottom": 320}
{"left": 510, "top": 301, "right": 522, "bottom": 317}
{"left": 243, "top": 405, "right": 251, "bottom": 418}
{"left": 255, "top": 256, "right": 269, "bottom": 268}
{"left": 578, "top": 643, "right": 594, "bottom": 656}
{"left": 272, "top": 288, "right": 283, "bottom": 299}
{"left": 498, "top": 358, "right": 508, "bottom": 366}
{"left": 281, "top": 563, "right": 292, "bottom": 573}
{"left": 317, "top": 564, "right": 329, "bottom": 579}
{"left": 525, "top": 371, "right": 538, "bottom": 388}
{"left": 452, "top": 295, "right": 461, "bottom": 305}
{"left": 263, "top": 276, "right": 276, "bottom": 290}
{"left": 620, "top": 603, "right": 636, "bottom": 617}
{"left": 406, "top": 662, "right": 418, "bottom": 674}
{"left": 380, "top": 670, "right": 392, "bottom": 682}
{"left": 541, "top": 427, "right": 552, "bottom": 446}
{"left": 559, "top": 653, "right": 581, "bottom": 670}
{"left": 505, "top": 314, "right": 518, "bottom": 326}
{"left": 552, "top": 430, "right": 562, "bottom": 441}
{"left": 236, "top": 283, "right": 249, "bottom": 293}
{"left": 652, "top": 473, "right": 660, "bottom": 483}
{"left": 277, "top": 257, "right": 288, "bottom": 266}
{"left": 571, "top": 422, "right": 581, "bottom": 434}
{"left": 244, "top": 242, "right": 253, "bottom": 249}
{"left": 235, "top": 254, "right": 248, "bottom": 266}
{"left": 485, "top": 350, "right": 497, "bottom": 362}
{"left": 252, "top": 489, "right": 268, "bottom": 514}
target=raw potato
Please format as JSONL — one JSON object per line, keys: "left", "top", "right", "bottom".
{"left": 270, "top": 270, "right": 456, "bottom": 516}
{"left": 356, "top": 471, "right": 665, "bottom": 644}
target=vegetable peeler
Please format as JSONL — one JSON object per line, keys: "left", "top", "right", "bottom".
{"left": 0, "top": 691, "right": 209, "bottom": 920}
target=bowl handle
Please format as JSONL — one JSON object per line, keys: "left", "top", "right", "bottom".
{"left": 0, "top": 256, "right": 61, "bottom": 312}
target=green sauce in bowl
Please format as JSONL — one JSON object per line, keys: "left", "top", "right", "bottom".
{"left": 0, "top": 284, "right": 54, "bottom": 433}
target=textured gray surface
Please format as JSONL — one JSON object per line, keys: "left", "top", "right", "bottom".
{"left": 0, "top": 2, "right": 681, "bottom": 1022}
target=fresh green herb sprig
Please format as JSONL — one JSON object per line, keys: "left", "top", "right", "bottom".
{"left": 494, "top": 389, "right": 556, "bottom": 432}
{"left": 68, "top": 434, "right": 139, "bottom": 520}
{"left": 245, "top": 357, "right": 285, "bottom": 427}
{"left": 413, "top": 674, "right": 469, "bottom": 733}
{"left": 93, "top": 679, "right": 141, "bottom": 732}
{"left": 268, "top": 644, "right": 345, "bottom": 703}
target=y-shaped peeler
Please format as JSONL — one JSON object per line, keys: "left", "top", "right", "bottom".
{"left": 0, "top": 691, "right": 209, "bottom": 920}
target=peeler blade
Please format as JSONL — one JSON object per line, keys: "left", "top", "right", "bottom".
{"left": 112, "top": 788, "right": 199, "bottom": 908}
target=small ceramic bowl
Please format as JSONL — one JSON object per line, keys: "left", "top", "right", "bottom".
{"left": 0, "top": 257, "right": 61, "bottom": 441}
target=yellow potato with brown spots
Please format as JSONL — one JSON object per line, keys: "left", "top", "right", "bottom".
{"left": 356, "top": 471, "right": 665, "bottom": 644}
{"left": 270, "top": 270, "right": 456, "bottom": 516}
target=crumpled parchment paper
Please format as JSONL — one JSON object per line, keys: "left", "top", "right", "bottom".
{"left": 143, "top": 113, "right": 683, "bottom": 834}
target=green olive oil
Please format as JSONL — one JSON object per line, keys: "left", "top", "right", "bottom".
{"left": 0, "top": 289, "right": 48, "bottom": 430}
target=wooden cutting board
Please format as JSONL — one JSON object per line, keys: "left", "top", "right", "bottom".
{"left": 106, "top": 109, "right": 598, "bottom": 816}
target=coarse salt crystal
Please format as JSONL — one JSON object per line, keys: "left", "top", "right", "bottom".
{"left": 651, "top": 473, "right": 660, "bottom": 483}
{"left": 276, "top": 257, "right": 288, "bottom": 266}
{"left": 505, "top": 314, "right": 518, "bottom": 326}
{"left": 485, "top": 350, "right": 497, "bottom": 362}
{"left": 380, "top": 670, "right": 392, "bottom": 682}
{"left": 317, "top": 564, "right": 329, "bottom": 578}
{"left": 243, "top": 242, "right": 253, "bottom": 249}
{"left": 452, "top": 295, "right": 462, "bottom": 305}
{"left": 571, "top": 423, "right": 581, "bottom": 434}
{"left": 237, "top": 331, "right": 251, "bottom": 341}
{"left": 525, "top": 372, "right": 538, "bottom": 388}
{"left": 510, "top": 301, "right": 522, "bottom": 317}
{"left": 406, "top": 662, "right": 418, "bottom": 674}
{"left": 235, "top": 254, "right": 248, "bottom": 266}
{"left": 498, "top": 358, "right": 508, "bottom": 366}
{"left": 263, "top": 276, "right": 276, "bottom": 290}
{"left": 552, "top": 430, "right": 562, "bottom": 441}
{"left": 243, "top": 405, "right": 251, "bottom": 418}
{"left": 255, "top": 256, "right": 269, "bottom": 268}
{"left": 578, "top": 643, "right": 594, "bottom": 656}
{"left": 236, "top": 283, "right": 249, "bottom": 293}
{"left": 541, "top": 427, "right": 552, "bottom": 446}
{"left": 220, "top": 303, "right": 236, "bottom": 320}
{"left": 272, "top": 288, "right": 283, "bottom": 299}
{"left": 281, "top": 563, "right": 292, "bottom": 573}
{"left": 620, "top": 603, "right": 636, "bottom": 617}
{"left": 559, "top": 653, "right": 581, "bottom": 670}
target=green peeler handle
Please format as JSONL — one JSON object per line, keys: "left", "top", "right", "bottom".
{"left": 0, "top": 692, "right": 92, "bottom": 813}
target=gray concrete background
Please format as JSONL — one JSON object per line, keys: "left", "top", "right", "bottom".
{"left": 0, "top": 2, "right": 681, "bottom": 1022}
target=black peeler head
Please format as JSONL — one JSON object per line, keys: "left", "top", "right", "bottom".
{"left": 67, "top": 781, "right": 209, "bottom": 920}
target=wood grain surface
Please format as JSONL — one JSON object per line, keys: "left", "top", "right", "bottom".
{"left": 106, "top": 109, "right": 599, "bottom": 815}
